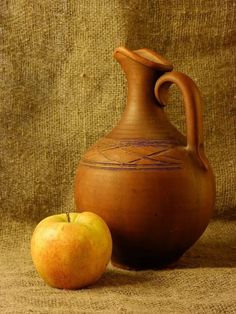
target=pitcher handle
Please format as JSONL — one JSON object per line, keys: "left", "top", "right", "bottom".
{"left": 154, "top": 71, "right": 208, "bottom": 170}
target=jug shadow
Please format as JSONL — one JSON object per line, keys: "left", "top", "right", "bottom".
{"left": 92, "top": 218, "right": 235, "bottom": 288}
{"left": 215, "top": 208, "right": 236, "bottom": 221}
{"left": 171, "top": 243, "right": 236, "bottom": 269}
{"left": 93, "top": 240, "right": 235, "bottom": 289}
{"left": 168, "top": 219, "right": 236, "bottom": 269}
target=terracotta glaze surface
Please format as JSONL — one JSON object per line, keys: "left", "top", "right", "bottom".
{"left": 74, "top": 47, "right": 215, "bottom": 270}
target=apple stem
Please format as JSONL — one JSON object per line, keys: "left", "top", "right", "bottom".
{"left": 66, "top": 212, "right": 71, "bottom": 223}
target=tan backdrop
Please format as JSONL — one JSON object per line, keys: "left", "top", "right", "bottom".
{"left": 1, "top": 1, "right": 235, "bottom": 313}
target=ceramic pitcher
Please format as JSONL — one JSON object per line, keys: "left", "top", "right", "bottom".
{"left": 74, "top": 47, "right": 215, "bottom": 269}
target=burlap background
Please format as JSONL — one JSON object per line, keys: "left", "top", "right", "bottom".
{"left": 0, "top": 0, "right": 235, "bottom": 313}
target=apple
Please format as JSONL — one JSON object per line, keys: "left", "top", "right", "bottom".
{"left": 31, "top": 212, "right": 112, "bottom": 289}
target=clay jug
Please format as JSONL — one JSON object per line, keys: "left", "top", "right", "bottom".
{"left": 74, "top": 47, "right": 215, "bottom": 269}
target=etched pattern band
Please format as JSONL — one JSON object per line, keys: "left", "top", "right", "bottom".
{"left": 80, "top": 138, "right": 184, "bottom": 171}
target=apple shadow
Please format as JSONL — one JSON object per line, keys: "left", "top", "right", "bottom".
{"left": 92, "top": 265, "right": 150, "bottom": 288}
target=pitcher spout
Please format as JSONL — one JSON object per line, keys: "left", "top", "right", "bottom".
{"left": 114, "top": 47, "right": 173, "bottom": 72}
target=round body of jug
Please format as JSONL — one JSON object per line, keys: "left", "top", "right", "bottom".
{"left": 75, "top": 136, "right": 215, "bottom": 269}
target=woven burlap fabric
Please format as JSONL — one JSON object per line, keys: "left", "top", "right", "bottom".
{"left": 1, "top": 218, "right": 236, "bottom": 313}
{"left": 0, "top": 0, "right": 235, "bottom": 313}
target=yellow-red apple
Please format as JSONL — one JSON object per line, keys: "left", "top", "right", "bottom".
{"left": 31, "top": 212, "right": 112, "bottom": 289}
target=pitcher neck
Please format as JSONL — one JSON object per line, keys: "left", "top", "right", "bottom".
{"left": 126, "top": 60, "right": 161, "bottom": 108}
{"left": 116, "top": 51, "right": 164, "bottom": 113}
{"left": 107, "top": 48, "right": 178, "bottom": 140}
